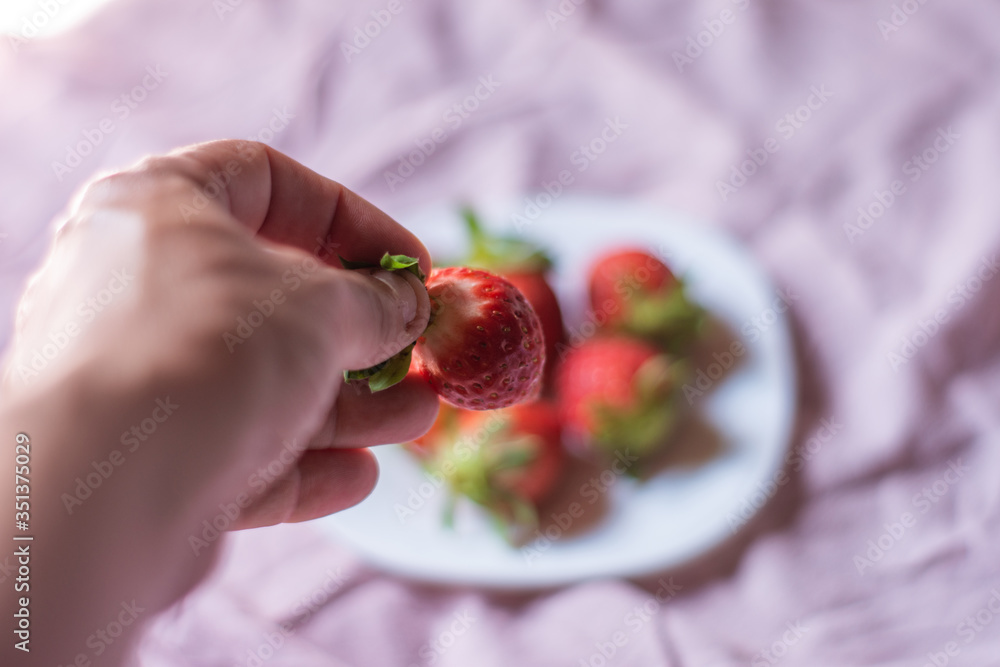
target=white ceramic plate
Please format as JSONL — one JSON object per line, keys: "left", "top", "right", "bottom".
{"left": 316, "top": 197, "right": 796, "bottom": 588}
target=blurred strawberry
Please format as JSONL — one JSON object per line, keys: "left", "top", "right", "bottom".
{"left": 556, "top": 336, "right": 686, "bottom": 459}
{"left": 457, "top": 208, "right": 566, "bottom": 389}
{"left": 405, "top": 399, "right": 564, "bottom": 534}
{"left": 588, "top": 249, "right": 703, "bottom": 353}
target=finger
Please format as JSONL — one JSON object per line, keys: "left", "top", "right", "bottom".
{"left": 310, "top": 373, "right": 439, "bottom": 448}
{"left": 160, "top": 140, "right": 432, "bottom": 274}
{"left": 233, "top": 448, "right": 378, "bottom": 529}
{"left": 330, "top": 266, "right": 431, "bottom": 370}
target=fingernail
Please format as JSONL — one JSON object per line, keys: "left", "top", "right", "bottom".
{"left": 372, "top": 270, "right": 418, "bottom": 323}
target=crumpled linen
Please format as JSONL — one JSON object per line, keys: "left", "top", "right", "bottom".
{"left": 1, "top": 1, "right": 999, "bottom": 665}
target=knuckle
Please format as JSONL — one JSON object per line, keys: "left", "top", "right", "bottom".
{"left": 77, "top": 162, "right": 197, "bottom": 217}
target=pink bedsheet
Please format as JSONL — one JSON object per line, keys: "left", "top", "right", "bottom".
{"left": 2, "top": 1, "right": 999, "bottom": 665}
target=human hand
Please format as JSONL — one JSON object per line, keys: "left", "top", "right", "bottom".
{"left": 0, "top": 140, "right": 437, "bottom": 664}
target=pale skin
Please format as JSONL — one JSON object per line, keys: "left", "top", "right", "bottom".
{"left": 0, "top": 140, "right": 438, "bottom": 665}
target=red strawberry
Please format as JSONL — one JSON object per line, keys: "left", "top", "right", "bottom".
{"left": 406, "top": 400, "right": 565, "bottom": 531}
{"left": 588, "top": 249, "right": 703, "bottom": 352}
{"left": 556, "top": 336, "right": 685, "bottom": 458}
{"left": 345, "top": 255, "right": 544, "bottom": 410}
{"left": 503, "top": 272, "right": 564, "bottom": 378}
{"left": 458, "top": 209, "right": 565, "bottom": 388}
{"left": 484, "top": 402, "right": 564, "bottom": 504}
{"left": 412, "top": 267, "right": 545, "bottom": 410}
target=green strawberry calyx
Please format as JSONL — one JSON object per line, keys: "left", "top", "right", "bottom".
{"left": 343, "top": 252, "right": 426, "bottom": 393}
{"left": 423, "top": 413, "right": 542, "bottom": 540}
{"left": 589, "top": 354, "right": 690, "bottom": 460}
{"left": 339, "top": 252, "right": 425, "bottom": 281}
{"left": 619, "top": 280, "right": 706, "bottom": 354}
{"left": 460, "top": 207, "right": 552, "bottom": 274}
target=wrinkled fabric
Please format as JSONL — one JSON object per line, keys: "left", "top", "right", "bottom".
{"left": 1, "top": 1, "right": 998, "bottom": 665}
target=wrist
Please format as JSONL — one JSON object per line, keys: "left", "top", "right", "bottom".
{"left": 0, "top": 360, "right": 204, "bottom": 664}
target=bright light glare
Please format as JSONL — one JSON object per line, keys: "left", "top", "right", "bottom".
{"left": 0, "top": 0, "right": 116, "bottom": 39}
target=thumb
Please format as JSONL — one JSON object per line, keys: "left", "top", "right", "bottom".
{"left": 331, "top": 267, "right": 430, "bottom": 370}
